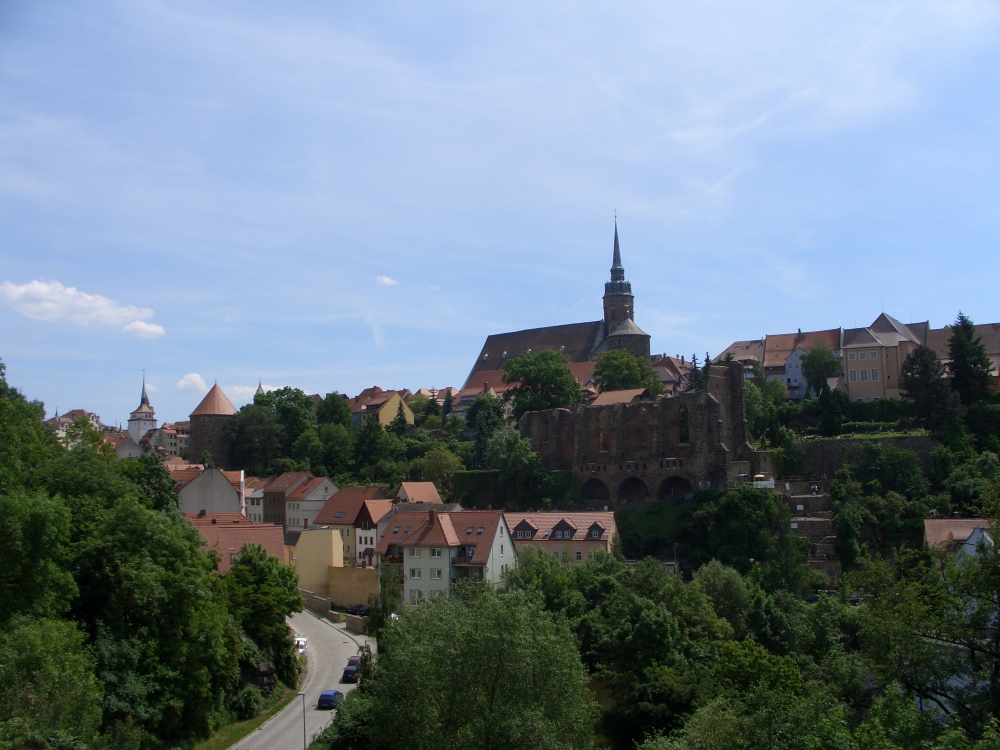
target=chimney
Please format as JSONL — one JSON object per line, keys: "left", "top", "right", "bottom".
{"left": 484, "top": 381, "right": 490, "bottom": 393}
{"left": 429, "top": 510, "right": 437, "bottom": 528}
{"left": 198, "top": 509, "right": 206, "bottom": 518}
{"left": 211, "top": 518, "right": 217, "bottom": 525}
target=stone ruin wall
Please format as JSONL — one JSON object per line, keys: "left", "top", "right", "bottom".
{"left": 518, "top": 362, "right": 769, "bottom": 508}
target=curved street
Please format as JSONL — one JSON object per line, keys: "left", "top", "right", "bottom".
{"left": 230, "top": 610, "right": 373, "bottom": 750}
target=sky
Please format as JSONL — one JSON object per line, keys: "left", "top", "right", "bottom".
{"left": 1, "top": 1, "right": 999, "bottom": 426}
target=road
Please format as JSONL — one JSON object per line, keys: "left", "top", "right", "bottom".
{"left": 230, "top": 610, "right": 374, "bottom": 750}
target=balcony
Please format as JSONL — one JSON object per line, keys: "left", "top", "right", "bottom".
{"left": 382, "top": 555, "right": 403, "bottom": 565}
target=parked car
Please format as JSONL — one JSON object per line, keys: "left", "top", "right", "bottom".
{"left": 347, "top": 655, "right": 361, "bottom": 667}
{"left": 295, "top": 636, "right": 308, "bottom": 654}
{"left": 341, "top": 665, "right": 358, "bottom": 683}
{"left": 317, "top": 690, "right": 343, "bottom": 709}
{"left": 347, "top": 604, "right": 371, "bottom": 616}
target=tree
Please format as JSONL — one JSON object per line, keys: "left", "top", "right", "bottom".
{"left": 593, "top": 349, "right": 665, "bottom": 395}
{"left": 329, "top": 586, "right": 598, "bottom": 750}
{"left": 817, "top": 386, "right": 848, "bottom": 437}
{"left": 465, "top": 393, "right": 506, "bottom": 468}
{"left": 441, "top": 390, "right": 453, "bottom": 418}
{"left": 227, "top": 403, "right": 284, "bottom": 475}
{"left": 421, "top": 447, "right": 463, "bottom": 492}
{"left": 223, "top": 543, "right": 304, "bottom": 687}
{"left": 801, "top": 343, "right": 843, "bottom": 397}
{"left": 0, "top": 618, "right": 103, "bottom": 749}
{"left": 389, "top": 400, "right": 409, "bottom": 437}
{"left": 317, "top": 392, "right": 352, "bottom": 427}
{"left": 901, "top": 346, "right": 963, "bottom": 431}
{"left": 948, "top": 312, "right": 995, "bottom": 407}
{"left": 253, "top": 386, "right": 318, "bottom": 455}
{"left": 502, "top": 350, "right": 582, "bottom": 422}
{"left": 685, "top": 353, "right": 709, "bottom": 392}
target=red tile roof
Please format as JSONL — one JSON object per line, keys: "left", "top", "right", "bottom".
{"left": 169, "top": 467, "right": 204, "bottom": 488}
{"left": 924, "top": 519, "right": 992, "bottom": 549}
{"left": 190, "top": 384, "right": 238, "bottom": 417}
{"left": 313, "top": 486, "right": 386, "bottom": 525}
{"left": 763, "top": 329, "right": 841, "bottom": 370}
{"left": 376, "top": 510, "right": 504, "bottom": 565}
{"left": 287, "top": 476, "right": 335, "bottom": 500}
{"left": 263, "top": 471, "right": 312, "bottom": 495}
{"left": 187, "top": 517, "right": 285, "bottom": 572}
{"left": 396, "top": 482, "right": 442, "bottom": 504}
{"left": 505, "top": 511, "right": 616, "bottom": 541}
{"left": 591, "top": 388, "right": 650, "bottom": 406}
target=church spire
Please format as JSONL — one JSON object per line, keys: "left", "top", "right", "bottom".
{"left": 140, "top": 373, "right": 150, "bottom": 406}
{"left": 610, "top": 220, "right": 625, "bottom": 281}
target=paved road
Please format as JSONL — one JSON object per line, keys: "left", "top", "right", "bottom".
{"left": 230, "top": 611, "right": 374, "bottom": 750}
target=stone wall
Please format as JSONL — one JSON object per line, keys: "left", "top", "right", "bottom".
{"left": 189, "top": 414, "right": 233, "bottom": 469}
{"left": 788, "top": 435, "right": 937, "bottom": 479}
{"left": 519, "top": 362, "right": 769, "bottom": 508}
{"left": 328, "top": 566, "right": 380, "bottom": 609}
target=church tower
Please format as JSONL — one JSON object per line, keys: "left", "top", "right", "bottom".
{"left": 127, "top": 376, "right": 157, "bottom": 444}
{"left": 603, "top": 221, "right": 634, "bottom": 337}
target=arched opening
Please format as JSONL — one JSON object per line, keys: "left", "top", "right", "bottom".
{"left": 617, "top": 477, "right": 649, "bottom": 508}
{"left": 582, "top": 478, "right": 610, "bottom": 509}
{"left": 678, "top": 404, "right": 690, "bottom": 444}
{"left": 658, "top": 476, "right": 693, "bottom": 500}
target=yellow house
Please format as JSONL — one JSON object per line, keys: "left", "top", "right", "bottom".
{"left": 350, "top": 389, "right": 414, "bottom": 429}
{"left": 504, "top": 512, "right": 617, "bottom": 564}
{"left": 286, "top": 528, "right": 343, "bottom": 596}
{"left": 842, "top": 314, "right": 925, "bottom": 403}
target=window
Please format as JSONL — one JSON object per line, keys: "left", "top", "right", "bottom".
{"left": 575, "top": 551, "right": 583, "bottom": 562}
{"left": 856, "top": 398, "right": 864, "bottom": 403}
{"left": 849, "top": 370, "right": 857, "bottom": 382}
{"left": 859, "top": 352, "right": 867, "bottom": 360}
{"left": 334, "top": 511, "right": 345, "bottom": 518}
{"left": 871, "top": 368, "right": 879, "bottom": 381}
{"left": 410, "top": 548, "right": 420, "bottom": 558}
{"left": 410, "top": 589, "right": 421, "bottom": 605}
{"left": 561, "top": 552, "right": 567, "bottom": 561}
{"left": 404, "top": 526, "right": 410, "bottom": 533}
{"left": 477, "top": 527, "right": 484, "bottom": 534}
{"left": 848, "top": 352, "right": 856, "bottom": 360}
{"left": 410, "top": 568, "right": 420, "bottom": 579}
{"left": 393, "top": 526, "right": 399, "bottom": 533}
{"left": 860, "top": 369, "right": 868, "bottom": 382}
{"left": 524, "top": 531, "right": 532, "bottom": 539}
{"left": 500, "top": 544, "right": 504, "bottom": 557}
{"left": 591, "top": 528, "right": 600, "bottom": 538}
{"left": 870, "top": 351, "right": 879, "bottom": 360}
{"left": 467, "top": 527, "right": 474, "bottom": 534}
{"left": 431, "top": 569, "right": 442, "bottom": 580}
{"left": 431, "top": 548, "right": 441, "bottom": 558}
{"left": 517, "top": 530, "right": 523, "bottom": 538}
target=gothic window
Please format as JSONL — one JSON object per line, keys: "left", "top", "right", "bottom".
{"left": 679, "top": 405, "right": 689, "bottom": 444}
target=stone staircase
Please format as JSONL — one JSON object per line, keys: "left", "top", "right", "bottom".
{"left": 774, "top": 487, "right": 842, "bottom": 585}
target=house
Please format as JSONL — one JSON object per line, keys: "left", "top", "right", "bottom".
{"left": 649, "top": 354, "right": 694, "bottom": 393}
{"left": 285, "top": 528, "right": 344, "bottom": 594}
{"left": 350, "top": 388, "right": 414, "bottom": 429}
{"left": 312, "top": 487, "right": 390, "bottom": 566}
{"left": 184, "top": 513, "right": 285, "bottom": 572}
{"left": 924, "top": 519, "right": 993, "bottom": 554}
{"left": 504, "top": 511, "right": 617, "bottom": 563}
{"left": 244, "top": 476, "right": 272, "bottom": 523}
{"left": 146, "top": 423, "right": 187, "bottom": 457}
{"left": 714, "top": 341, "right": 765, "bottom": 377}
{"left": 762, "top": 328, "right": 842, "bottom": 401}
{"left": 842, "top": 314, "right": 927, "bottom": 403}
{"left": 925, "top": 321, "right": 1000, "bottom": 393}
{"left": 104, "top": 431, "right": 143, "bottom": 459}
{"left": 260, "top": 471, "right": 313, "bottom": 528}
{"left": 284, "top": 476, "right": 339, "bottom": 530}
{"left": 46, "top": 408, "right": 103, "bottom": 440}
{"left": 395, "top": 482, "right": 442, "bottom": 504}
{"left": 178, "top": 468, "right": 245, "bottom": 517}
{"left": 375, "top": 509, "right": 513, "bottom": 605}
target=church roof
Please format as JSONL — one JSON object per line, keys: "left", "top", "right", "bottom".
{"left": 464, "top": 320, "right": 606, "bottom": 387}
{"left": 191, "top": 384, "right": 238, "bottom": 417}
{"left": 608, "top": 318, "right": 649, "bottom": 337}
{"left": 132, "top": 377, "right": 154, "bottom": 415}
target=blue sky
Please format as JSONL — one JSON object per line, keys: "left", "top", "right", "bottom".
{"left": 1, "top": 1, "right": 998, "bottom": 425}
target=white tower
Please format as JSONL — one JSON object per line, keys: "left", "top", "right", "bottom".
{"left": 127, "top": 376, "right": 157, "bottom": 444}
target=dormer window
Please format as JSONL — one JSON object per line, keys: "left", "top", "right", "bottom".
{"left": 467, "top": 527, "right": 474, "bottom": 534}
{"left": 334, "top": 511, "right": 345, "bottom": 518}
{"left": 393, "top": 526, "right": 400, "bottom": 533}
{"left": 404, "top": 526, "right": 411, "bottom": 533}
{"left": 477, "top": 527, "right": 484, "bottom": 534}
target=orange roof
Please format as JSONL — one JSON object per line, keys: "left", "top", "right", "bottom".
{"left": 505, "top": 511, "right": 616, "bottom": 541}
{"left": 763, "top": 329, "right": 841, "bottom": 370}
{"left": 185, "top": 513, "right": 253, "bottom": 524}
{"left": 591, "top": 388, "right": 649, "bottom": 406}
{"left": 376, "top": 510, "right": 504, "bottom": 565}
{"left": 364, "top": 499, "right": 394, "bottom": 525}
{"left": 169, "top": 467, "right": 204, "bottom": 488}
{"left": 186, "top": 517, "right": 285, "bottom": 572}
{"left": 396, "top": 482, "right": 442, "bottom": 504}
{"left": 924, "top": 519, "right": 992, "bottom": 548}
{"left": 190, "top": 384, "right": 238, "bottom": 417}
{"left": 263, "top": 471, "right": 312, "bottom": 495}
{"left": 221, "top": 470, "right": 243, "bottom": 493}
{"left": 288, "top": 477, "right": 337, "bottom": 500}
{"left": 244, "top": 476, "right": 272, "bottom": 494}
{"left": 314, "top": 486, "right": 386, "bottom": 525}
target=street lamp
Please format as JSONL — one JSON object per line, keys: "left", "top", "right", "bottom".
{"left": 298, "top": 691, "right": 306, "bottom": 749}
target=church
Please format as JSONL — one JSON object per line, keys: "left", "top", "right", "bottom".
{"left": 463, "top": 223, "right": 652, "bottom": 390}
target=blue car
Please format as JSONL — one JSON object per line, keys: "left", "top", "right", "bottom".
{"left": 317, "top": 690, "right": 343, "bottom": 709}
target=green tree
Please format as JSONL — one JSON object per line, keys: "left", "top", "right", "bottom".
{"left": 0, "top": 618, "right": 103, "bottom": 749}
{"left": 421, "top": 447, "right": 463, "bottom": 493}
{"left": 318, "top": 422, "right": 355, "bottom": 479}
{"left": 389, "top": 400, "right": 409, "bottom": 437}
{"left": 593, "top": 349, "right": 665, "bottom": 395}
{"left": 801, "top": 343, "right": 843, "bottom": 397}
{"left": 317, "top": 392, "right": 352, "bottom": 427}
{"left": 441, "top": 390, "right": 453, "bottom": 418}
{"left": 502, "top": 350, "right": 582, "bottom": 422}
{"left": 329, "top": 585, "right": 598, "bottom": 750}
{"left": 223, "top": 543, "right": 304, "bottom": 687}
{"left": 817, "top": 386, "right": 848, "bottom": 437}
{"left": 291, "top": 426, "right": 325, "bottom": 472}
{"left": 0, "top": 358, "right": 55, "bottom": 492}
{"left": 254, "top": 386, "right": 318, "bottom": 455}
{"left": 685, "top": 353, "right": 711, "bottom": 392}
{"left": 948, "top": 312, "right": 996, "bottom": 407}
{"left": 901, "top": 346, "right": 963, "bottom": 431}
{"left": 227, "top": 404, "right": 284, "bottom": 475}
{"left": 465, "top": 393, "right": 506, "bottom": 468}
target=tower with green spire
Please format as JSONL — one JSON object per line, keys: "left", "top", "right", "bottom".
{"left": 127, "top": 374, "right": 157, "bottom": 444}
{"left": 602, "top": 220, "right": 635, "bottom": 337}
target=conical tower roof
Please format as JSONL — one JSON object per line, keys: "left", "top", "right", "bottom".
{"left": 191, "top": 383, "right": 237, "bottom": 417}
{"left": 610, "top": 220, "right": 625, "bottom": 281}
{"left": 255, "top": 380, "right": 265, "bottom": 397}
{"left": 132, "top": 375, "right": 155, "bottom": 415}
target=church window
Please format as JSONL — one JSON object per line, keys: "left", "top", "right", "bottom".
{"left": 679, "top": 405, "right": 690, "bottom": 444}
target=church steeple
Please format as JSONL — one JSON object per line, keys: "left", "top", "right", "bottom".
{"left": 610, "top": 220, "right": 625, "bottom": 281}
{"left": 603, "top": 220, "right": 634, "bottom": 336}
{"left": 140, "top": 374, "right": 150, "bottom": 407}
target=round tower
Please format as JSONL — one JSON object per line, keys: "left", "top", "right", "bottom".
{"left": 127, "top": 376, "right": 157, "bottom": 444}
{"left": 603, "top": 221, "right": 634, "bottom": 336}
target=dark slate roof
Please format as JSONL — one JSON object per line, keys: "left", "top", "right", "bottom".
{"left": 609, "top": 318, "right": 649, "bottom": 337}
{"left": 464, "top": 321, "right": 606, "bottom": 387}
{"left": 284, "top": 530, "right": 301, "bottom": 547}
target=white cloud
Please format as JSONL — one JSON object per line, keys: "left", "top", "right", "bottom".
{"left": 122, "top": 320, "right": 166, "bottom": 338}
{"left": 0, "top": 280, "right": 165, "bottom": 337}
{"left": 144, "top": 382, "right": 160, "bottom": 392}
{"left": 228, "top": 383, "right": 278, "bottom": 400}
{"left": 177, "top": 373, "right": 208, "bottom": 392}
{"left": 376, "top": 276, "right": 398, "bottom": 286}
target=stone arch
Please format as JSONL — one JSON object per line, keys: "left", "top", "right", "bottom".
{"left": 617, "top": 477, "right": 649, "bottom": 507}
{"left": 658, "top": 476, "right": 693, "bottom": 500}
{"left": 582, "top": 478, "right": 610, "bottom": 509}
